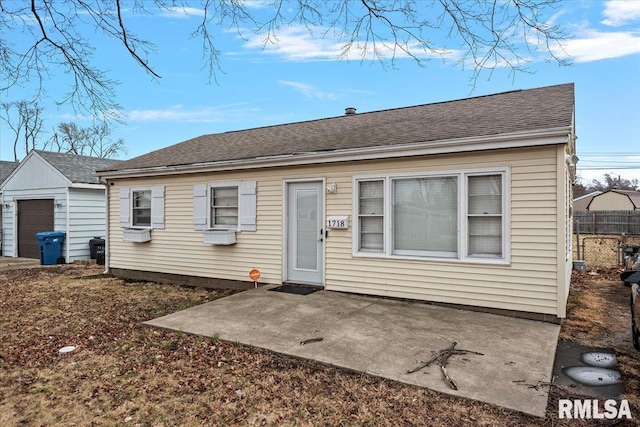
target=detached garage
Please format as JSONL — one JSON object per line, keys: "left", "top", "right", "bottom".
{"left": 0, "top": 160, "right": 19, "bottom": 252}
{"left": 0, "top": 150, "right": 120, "bottom": 262}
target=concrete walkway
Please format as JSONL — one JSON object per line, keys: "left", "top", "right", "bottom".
{"left": 144, "top": 285, "right": 560, "bottom": 417}
{"left": 0, "top": 256, "right": 42, "bottom": 272}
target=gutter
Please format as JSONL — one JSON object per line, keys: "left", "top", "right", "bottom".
{"left": 96, "top": 127, "right": 572, "bottom": 179}
{"left": 70, "top": 182, "right": 107, "bottom": 190}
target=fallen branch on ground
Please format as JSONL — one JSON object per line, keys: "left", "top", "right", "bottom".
{"left": 300, "top": 337, "right": 323, "bottom": 345}
{"left": 407, "top": 342, "right": 484, "bottom": 390}
{"left": 513, "top": 378, "right": 556, "bottom": 391}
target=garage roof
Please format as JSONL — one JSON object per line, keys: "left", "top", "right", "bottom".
{"left": 36, "top": 151, "right": 121, "bottom": 184}
{"left": 0, "top": 160, "right": 18, "bottom": 185}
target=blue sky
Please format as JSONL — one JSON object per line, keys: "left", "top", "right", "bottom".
{"left": 1, "top": 0, "right": 639, "bottom": 186}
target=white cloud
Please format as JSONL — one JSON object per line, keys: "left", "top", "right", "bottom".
{"left": 236, "top": 25, "right": 457, "bottom": 63}
{"left": 553, "top": 29, "right": 640, "bottom": 62}
{"left": 601, "top": 0, "right": 640, "bottom": 26}
{"left": 128, "top": 104, "right": 259, "bottom": 123}
{"left": 159, "top": 7, "right": 206, "bottom": 19}
{"left": 278, "top": 81, "right": 337, "bottom": 100}
{"left": 239, "top": 0, "right": 271, "bottom": 9}
{"left": 241, "top": 26, "right": 344, "bottom": 61}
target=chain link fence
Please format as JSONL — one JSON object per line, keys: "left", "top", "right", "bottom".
{"left": 573, "top": 234, "right": 640, "bottom": 268}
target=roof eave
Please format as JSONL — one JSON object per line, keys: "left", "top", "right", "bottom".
{"left": 96, "top": 127, "right": 572, "bottom": 180}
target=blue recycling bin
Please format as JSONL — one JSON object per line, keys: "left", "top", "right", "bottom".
{"left": 36, "top": 231, "right": 66, "bottom": 265}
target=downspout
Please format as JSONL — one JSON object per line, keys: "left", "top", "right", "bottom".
{"left": 103, "top": 180, "right": 110, "bottom": 274}
{"left": 66, "top": 187, "right": 70, "bottom": 263}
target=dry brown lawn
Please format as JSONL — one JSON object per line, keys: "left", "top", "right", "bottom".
{"left": 1, "top": 264, "right": 638, "bottom": 426}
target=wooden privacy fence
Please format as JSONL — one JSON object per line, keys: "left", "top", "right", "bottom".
{"left": 574, "top": 210, "right": 640, "bottom": 235}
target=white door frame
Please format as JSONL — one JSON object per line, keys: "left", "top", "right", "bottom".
{"left": 12, "top": 196, "right": 56, "bottom": 258}
{"left": 282, "top": 178, "right": 325, "bottom": 286}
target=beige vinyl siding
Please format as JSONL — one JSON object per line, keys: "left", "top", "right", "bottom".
{"left": 589, "top": 192, "right": 636, "bottom": 211}
{"left": 108, "top": 145, "right": 562, "bottom": 316}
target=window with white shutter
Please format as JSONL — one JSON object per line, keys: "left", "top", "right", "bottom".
{"left": 193, "top": 181, "right": 257, "bottom": 232}
{"left": 119, "top": 185, "right": 165, "bottom": 229}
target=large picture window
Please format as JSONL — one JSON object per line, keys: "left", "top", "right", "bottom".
{"left": 393, "top": 176, "right": 458, "bottom": 257}
{"left": 354, "top": 168, "right": 508, "bottom": 264}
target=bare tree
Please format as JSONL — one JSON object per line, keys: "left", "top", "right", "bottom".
{"left": 574, "top": 174, "right": 640, "bottom": 197}
{"left": 48, "top": 122, "right": 127, "bottom": 159}
{"left": 0, "top": 100, "right": 45, "bottom": 161}
{"left": 0, "top": 1, "right": 568, "bottom": 120}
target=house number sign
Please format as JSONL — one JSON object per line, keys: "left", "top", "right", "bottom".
{"left": 326, "top": 216, "right": 349, "bottom": 229}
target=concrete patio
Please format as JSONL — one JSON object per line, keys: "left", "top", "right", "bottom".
{"left": 144, "top": 285, "right": 560, "bottom": 417}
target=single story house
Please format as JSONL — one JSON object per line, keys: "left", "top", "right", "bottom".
{"left": 584, "top": 189, "right": 640, "bottom": 211}
{"left": 1, "top": 150, "right": 120, "bottom": 262}
{"left": 96, "top": 83, "right": 576, "bottom": 322}
{"left": 0, "top": 160, "right": 19, "bottom": 252}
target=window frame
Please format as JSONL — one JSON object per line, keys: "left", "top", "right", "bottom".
{"left": 130, "top": 187, "right": 152, "bottom": 229}
{"left": 465, "top": 172, "right": 505, "bottom": 259}
{"left": 353, "top": 167, "right": 510, "bottom": 265}
{"left": 356, "top": 178, "right": 386, "bottom": 253}
{"left": 208, "top": 181, "right": 241, "bottom": 231}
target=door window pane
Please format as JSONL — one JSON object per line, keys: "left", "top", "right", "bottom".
{"left": 392, "top": 177, "right": 458, "bottom": 257}
{"left": 296, "top": 189, "right": 317, "bottom": 270}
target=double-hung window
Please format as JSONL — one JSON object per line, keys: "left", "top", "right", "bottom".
{"left": 132, "top": 190, "right": 152, "bottom": 227}
{"left": 118, "top": 186, "right": 165, "bottom": 243}
{"left": 193, "top": 181, "right": 257, "bottom": 233}
{"left": 467, "top": 174, "right": 503, "bottom": 257}
{"left": 357, "top": 180, "right": 384, "bottom": 252}
{"left": 354, "top": 168, "right": 508, "bottom": 264}
{"left": 211, "top": 186, "right": 238, "bottom": 228}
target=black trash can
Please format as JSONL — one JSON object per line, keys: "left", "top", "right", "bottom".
{"left": 89, "top": 237, "right": 105, "bottom": 265}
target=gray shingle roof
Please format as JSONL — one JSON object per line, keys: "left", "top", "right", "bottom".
{"left": 36, "top": 151, "right": 122, "bottom": 184}
{"left": 100, "top": 83, "right": 574, "bottom": 173}
{"left": 0, "top": 160, "right": 18, "bottom": 185}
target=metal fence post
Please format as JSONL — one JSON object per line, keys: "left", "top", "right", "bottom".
{"left": 576, "top": 220, "right": 581, "bottom": 260}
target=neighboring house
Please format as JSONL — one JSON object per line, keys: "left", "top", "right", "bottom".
{"left": 585, "top": 189, "right": 640, "bottom": 211}
{"left": 1, "top": 150, "right": 121, "bottom": 262}
{"left": 96, "top": 83, "right": 576, "bottom": 322}
{"left": 0, "top": 160, "right": 18, "bottom": 184}
{"left": 0, "top": 160, "right": 19, "bottom": 252}
{"left": 573, "top": 191, "right": 602, "bottom": 211}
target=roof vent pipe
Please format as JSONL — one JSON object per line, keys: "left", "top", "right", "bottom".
{"left": 345, "top": 107, "right": 357, "bottom": 115}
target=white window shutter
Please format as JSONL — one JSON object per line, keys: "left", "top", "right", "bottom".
{"left": 238, "top": 181, "right": 257, "bottom": 231}
{"left": 119, "top": 187, "right": 130, "bottom": 227}
{"left": 193, "top": 184, "right": 208, "bottom": 231}
{"left": 151, "top": 185, "right": 165, "bottom": 229}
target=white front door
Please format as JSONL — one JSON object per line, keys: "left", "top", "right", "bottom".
{"left": 286, "top": 181, "right": 324, "bottom": 285}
